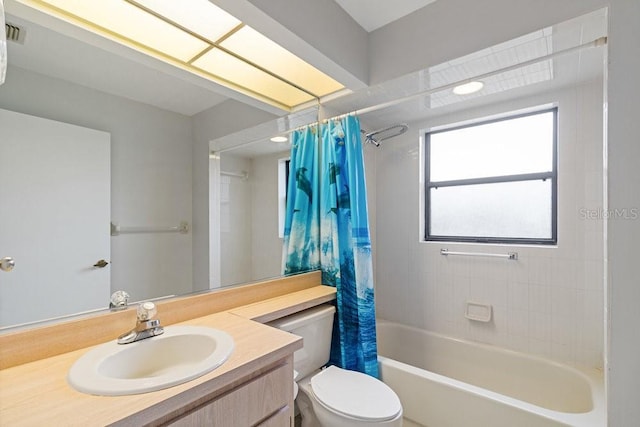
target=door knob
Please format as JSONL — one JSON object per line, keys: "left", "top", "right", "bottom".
{"left": 1, "top": 257, "right": 15, "bottom": 272}
{"left": 93, "top": 259, "right": 109, "bottom": 268}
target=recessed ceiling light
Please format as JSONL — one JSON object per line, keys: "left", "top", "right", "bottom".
{"left": 270, "top": 136, "right": 288, "bottom": 143}
{"left": 453, "top": 81, "right": 484, "bottom": 95}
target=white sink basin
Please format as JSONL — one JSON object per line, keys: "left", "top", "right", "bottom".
{"left": 68, "top": 325, "right": 234, "bottom": 396}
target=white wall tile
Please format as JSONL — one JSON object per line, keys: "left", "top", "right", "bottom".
{"left": 552, "top": 341, "right": 575, "bottom": 363}
{"left": 508, "top": 281, "right": 529, "bottom": 311}
{"left": 487, "top": 279, "right": 509, "bottom": 309}
{"left": 551, "top": 287, "right": 577, "bottom": 317}
{"left": 550, "top": 258, "right": 577, "bottom": 288}
{"left": 527, "top": 256, "right": 552, "bottom": 285}
{"left": 529, "top": 284, "right": 552, "bottom": 314}
{"left": 507, "top": 309, "right": 530, "bottom": 337}
{"left": 507, "top": 257, "right": 529, "bottom": 282}
{"left": 529, "top": 312, "right": 552, "bottom": 341}
{"left": 374, "top": 81, "right": 605, "bottom": 369}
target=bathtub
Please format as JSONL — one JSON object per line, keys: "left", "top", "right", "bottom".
{"left": 376, "top": 320, "right": 605, "bottom": 427}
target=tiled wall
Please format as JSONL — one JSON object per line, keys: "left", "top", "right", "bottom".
{"left": 373, "top": 80, "right": 604, "bottom": 369}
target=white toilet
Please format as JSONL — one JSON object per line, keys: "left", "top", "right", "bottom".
{"left": 269, "top": 305, "right": 403, "bottom": 427}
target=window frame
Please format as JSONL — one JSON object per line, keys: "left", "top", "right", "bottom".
{"left": 277, "top": 157, "right": 291, "bottom": 239}
{"left": 424, "top": 107, "right": 558, "bottom": 245}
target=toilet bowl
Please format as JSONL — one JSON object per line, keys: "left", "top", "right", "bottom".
{"left": 268, "top": 305, "right": 403, "bottom": 427}
{"left": 298, "top": 366, "right": 403, "bottom": 427}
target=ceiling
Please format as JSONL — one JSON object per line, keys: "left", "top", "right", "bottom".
{"left": 334, "top": 0, "right": 438, "bottom": 32}
{"left": 217, "top": 7, "right": 606, "bottom": 157}
{"left": 324, "top": 8, "right": 606, "bottom": 129}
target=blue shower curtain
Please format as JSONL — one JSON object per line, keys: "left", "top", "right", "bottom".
{"left": 320, "top": 116, "right": 378, "bottom": 378}
{"left": 283, "top": 116, "right": 378, "bottom": 377}
{"left": 282, "top": 125, "right": 321, "bottom": 275}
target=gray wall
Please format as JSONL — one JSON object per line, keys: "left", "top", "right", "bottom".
{"left": 0, "top": 65, "right": 194, "bottom": 301}
{"left": 607, "top": 0, "right": 640, "bottom": 423}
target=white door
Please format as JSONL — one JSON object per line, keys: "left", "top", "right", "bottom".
{"left": 0, "top": 108, "right": 111, "bottom": 327}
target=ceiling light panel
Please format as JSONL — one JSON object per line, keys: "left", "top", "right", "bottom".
{"left": 192, "top": 48, "right": 316, "bottom": 107}
{"left": 131, "top": 0, "right": 241, "bottom": 43}
{"left": 38, "top": 0, "right": 209, "bottom": 62}
{"left": 220, "top": 26, "right": 343, "bottom": 97}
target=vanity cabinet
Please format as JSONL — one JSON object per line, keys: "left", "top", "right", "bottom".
{"left": 166, "top": 359, "right": 293, "bottom": 427}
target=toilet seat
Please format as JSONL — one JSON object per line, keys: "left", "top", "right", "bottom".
{"left": 310, "top": 366, "right": 402, "bottom": 422}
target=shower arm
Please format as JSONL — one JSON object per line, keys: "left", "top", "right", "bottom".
{"left": 362, "top": 123, "right": 409, "bottom": 146}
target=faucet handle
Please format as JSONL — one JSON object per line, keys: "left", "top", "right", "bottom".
{"left": 109, "top": 290, "right": 130, "bottom": 310}
{"left": 137, "top": 301, "right": 157, "bottom": 321}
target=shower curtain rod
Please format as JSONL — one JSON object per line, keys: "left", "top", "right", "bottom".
{"left": 214, "top": 36, "right": 606, "bottom": 154}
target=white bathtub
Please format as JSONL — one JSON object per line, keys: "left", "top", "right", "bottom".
{"left": 376, "top": 321, "right": 605, "bottom": 427}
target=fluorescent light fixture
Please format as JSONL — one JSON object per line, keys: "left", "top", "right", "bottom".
{"left": 38, "top": 0, "right": 209, "bottom": 61}
{"left": 452, "top": 81, "right": 484, "bottom": 95}
{"left": 221, "top": 26, "right": 343, "bottom": 97}
{"left": 132, "top": 0, "right": 241, "bottom": 43}
{"left": 270, "top": 136, "right": 288, "bottom": 143}
{"left": 192, "top": 48, "right": 315, "bottom": 107}
{"left": 23, "top": 0, "right": 344, "bottom": 110}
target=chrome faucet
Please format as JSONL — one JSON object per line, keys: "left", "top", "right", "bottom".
{"left": 117, "top": 301, "right": 164, "bottom": 345}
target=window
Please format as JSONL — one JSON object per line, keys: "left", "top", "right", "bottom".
{"left": 277, "top": 158, "right": 290, "bottom": 238}
{"left": 425, "top": 108, "right": 557, "bottom": 244}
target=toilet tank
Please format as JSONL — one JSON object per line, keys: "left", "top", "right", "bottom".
{"left": 268, "top": 304, "right": 335, "bottom": 379}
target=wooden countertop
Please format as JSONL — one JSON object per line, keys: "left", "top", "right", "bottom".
{"left": 0, "top": 312, "right": 300, "bottom": 426}
{"left": 230, "top": 285, "right": 337, "bottom": 323}
{"left": 0, "top": 284, "right": 336, "bottom": 426}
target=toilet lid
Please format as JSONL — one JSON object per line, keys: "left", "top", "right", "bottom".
{"left": 310, "top": 366, "right": 402, "bottom": 421}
